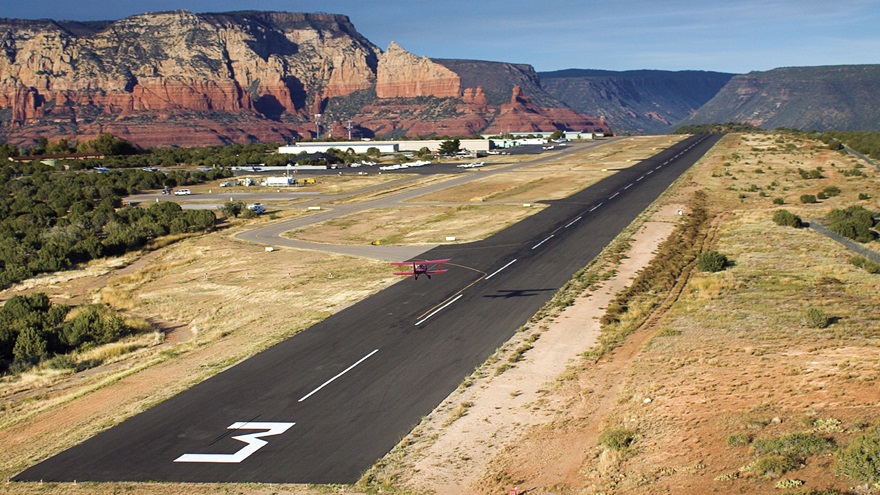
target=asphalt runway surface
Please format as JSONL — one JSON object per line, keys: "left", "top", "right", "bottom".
{"left": 14, "top": 134, "right": 721, "bottom": 484}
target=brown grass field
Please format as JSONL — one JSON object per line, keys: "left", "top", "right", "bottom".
{"left": 3, "top": 133, "right": 880, "bottom": 495}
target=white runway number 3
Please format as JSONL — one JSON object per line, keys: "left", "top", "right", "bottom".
{"left": 174, "top": 422, "right": 296, "bottom": 463}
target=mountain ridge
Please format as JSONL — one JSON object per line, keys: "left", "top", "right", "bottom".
{"left": 677, "top": 64, "right": 880, "bottom": 132}
{"left": 0, "top": 10, "right": 608, "bottom": 147}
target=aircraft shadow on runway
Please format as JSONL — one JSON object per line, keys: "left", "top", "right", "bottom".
{"left": 483, "top": 288, "right": 556, "bottom": 298}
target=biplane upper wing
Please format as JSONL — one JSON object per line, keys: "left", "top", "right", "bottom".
{"left": 390, "top": 258, "right": 451, "bottom": 266}
{"left": 391, "top": 259, "right": 451, "bottom": 276}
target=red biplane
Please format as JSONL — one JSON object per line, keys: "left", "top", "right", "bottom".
{"left": 392, "top": 259, "right": 451, "bottom": 280}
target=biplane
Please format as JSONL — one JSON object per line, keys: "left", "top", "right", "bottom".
{"left": 392, "top": 259, "right": 451, "bottom": 280}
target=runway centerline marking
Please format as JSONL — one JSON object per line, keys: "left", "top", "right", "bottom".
{"left": 532, "top": 235, "right": 554, "bottom": 250}
{"left": 609, "top": 192, "right": 620, "bottom": 199}
{"left": 486, "top": 259, "right": 517, "bottom": 280}
{"left": 589, "top": 203, "right": 603, "bottom": 212}
{"left": 564, "top": 216, "right": 582, "bottom": 228}
{"left": 298, "top": 349, "right": 379, "bottom": 402}
{"left": 415, "top": 294, "right": 463, "bottom": 326}
{"left": 624, "top": 183, "right": 633, "bottom": 189}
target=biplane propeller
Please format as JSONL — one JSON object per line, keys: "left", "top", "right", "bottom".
{"left": 391, "top": 258, "right": 451, "bottom": 280}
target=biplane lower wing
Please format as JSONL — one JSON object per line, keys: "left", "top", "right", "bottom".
{"left": 391, "top": 259, "right": 451, "bottom": 279}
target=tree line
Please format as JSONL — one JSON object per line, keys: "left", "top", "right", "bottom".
{"left": 0, "top": 292, "right": 139, "bottom": 374}
{"left": 0, "top": 136, "right": 233, "bottom": 289}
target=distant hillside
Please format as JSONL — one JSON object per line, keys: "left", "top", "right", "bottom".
{"left": 539, "top": 69, "right": 734, "bottom": 134}
{"left": 678, "top": 65, "right": 880, "bottom": 131}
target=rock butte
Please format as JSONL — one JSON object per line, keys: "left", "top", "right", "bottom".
{"left": 0, "top": 11, "right": 608, "bottom": 147}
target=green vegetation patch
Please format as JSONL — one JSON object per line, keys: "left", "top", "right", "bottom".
{"left": 836, "top": 423, "right": 880, "bottom": 485}
{"left": 0, "top": 292, "right": 145, "bottom": 374}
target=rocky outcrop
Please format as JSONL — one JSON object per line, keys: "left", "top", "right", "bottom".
{"left": 485, "top": 86, "right": 606, "bottom": 135}
{"left": 0, "top": 11, "right": 609, "bottom": 147}
{"left": 375, "top": 42, "right": 461, "bottom": 98}
{"left": 0, "top": 12, "right": 379, "bottom": 137}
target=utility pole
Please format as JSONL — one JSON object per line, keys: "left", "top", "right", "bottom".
{"left": 314, "top": 114, "right": 322, "bottom": 140}
{"left": 347, "top": 120, "right": 353, "bottom": 140}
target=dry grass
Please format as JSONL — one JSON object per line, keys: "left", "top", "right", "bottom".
{"left": 473, "top": 132, "right": 880, "bottom": 494}
{"left": 7, "top": 133, "right": 877, "bottom": 495}
{"left": 283, "top": 204, "right": 545, "bottom": 245}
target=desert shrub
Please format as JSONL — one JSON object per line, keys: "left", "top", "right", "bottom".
{"left": 850, "top": 256, "right": 880, "bottom": 274}
{"left": 817, "top": 191, "right": 828, "bottom": 200}
{"left": 836, "top": 424, "right": 880, "bottom": 484}
{"left": 45, "top": 353, "right": 77, "bottom": 370}
{"left": 858, "top": 192, "right": 870, "bottom": 200}
{"left": 599, "top": 427, "right": 637, "bottom": 451}
{"left": 753, "top": 432, "right": 834, "bottom": 458}
{"left": 747, "top": 454, "right": 800, "bottom": 477}
{"left": 803, "top": 307, "right": 830, "bottom": 328}
{"left": 727, "top": 433, "right": 751, "bottom": 447}
{"left": 822, "top": 185, "right": 841, "bottom": 197}
{"left": 799, "top": 194, "right": 817, "bottom": 204}
{"left": 826, "top": 205, "right": 876, "bottom": 243}
{"left": 773, "top": 197, "right": 785, "bottom": 205}
{"left": 698, "top": 251, "right": 729, "bottom": 272}
{"left": 773, "top": 209, "right": 804, "bottom": 228}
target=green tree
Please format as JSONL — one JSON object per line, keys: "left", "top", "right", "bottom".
{"left": 438, "top": 139, "right": 461, "bottom": 156}
{"left": 773, "top": 210, "right": 803, "bottom": 228}
{"left": 826, "top": 205, "right": 876, "bottom": 242}
{"left": 219, "top": 201, "right": 246, "bottom": 218}
{"left": 12, "top": 326, "right": 48, "bottom": 365}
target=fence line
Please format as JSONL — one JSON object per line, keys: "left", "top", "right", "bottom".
{"left": 807, "top": 220, "right": 880, "bottom": 264}
{"left": 843, "top": 145, "right": 879, "bottom": 170}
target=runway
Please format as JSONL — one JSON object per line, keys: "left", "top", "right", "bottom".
{"left": 14, "top": 133, "right": 721, "bottom": 484}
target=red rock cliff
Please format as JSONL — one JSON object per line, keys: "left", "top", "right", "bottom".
{"left": 376, "top": 42, "right": 461, "bottom": 98}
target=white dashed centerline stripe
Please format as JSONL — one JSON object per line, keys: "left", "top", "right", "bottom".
{"left": 486, "top": 259, "right": 517, "bottom": 280}
{"left": 609, "top": 192, "right": 620, "bottom": 199}
{"left": 624, "top": 183, "right": 633, "bottom": 189}
{"left": 532, "top": 235, "right": 554, "bottom": 250}
{"left": 564, "top": 216, "right": 582, "bottom": 228}
{"left": 415, "top": 294, "right": 463, "bottom": 326}
{"left": 298, "top": 349, "right": 379, "bottom": 402}
{"left": 589, "top": 203, "right": 603, "bottom": 212}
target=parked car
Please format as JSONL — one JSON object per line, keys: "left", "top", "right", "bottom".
{"left": 247, "top": 203, "right": 265, "bottom": 214}
{"left": 174, "top": 189, "right": 191, "bottom": 195}
{"left": 219, "top": 181, "right": 232, "bottom": 187}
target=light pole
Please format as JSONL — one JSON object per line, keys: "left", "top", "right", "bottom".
{"left": 314, "top": 113, "right": 322, "bottom": 140}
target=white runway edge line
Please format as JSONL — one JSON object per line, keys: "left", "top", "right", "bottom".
{"left": 415, "top": 294, "right": 463, "bottom": 326}
{"left": 298, "top": 349, "right": 379, "bottom": 402}
{"left": 532, "top": 234, "right": 554, "bottom": 250}
{"left": 486, "top": 259, "right": 517, "bottom": 280}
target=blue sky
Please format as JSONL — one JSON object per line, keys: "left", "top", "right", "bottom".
{"left": 2, "top": 0, "right": 878, "bottom": 74}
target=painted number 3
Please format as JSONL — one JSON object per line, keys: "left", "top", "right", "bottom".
{"left": 174, "top": 422, "right": 295, "bottom": 464}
